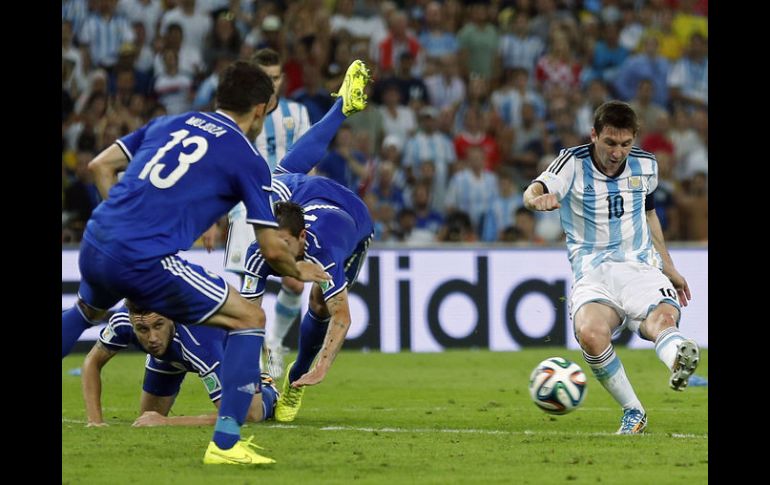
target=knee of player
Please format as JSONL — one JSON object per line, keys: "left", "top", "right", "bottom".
{"left": 646, "top": 308, "right": 678, "bottom": 333}
{"left": 232, "top": 304, "right": 267, "bottom": 330}
{"left": 308, "top": 293, "right": 328, "bottom": 317}
{"left": 77, "top": 299, "right": 109, "bottom": 322}
{"left": 575, "top": 321, "right": 611, "bottom": 347}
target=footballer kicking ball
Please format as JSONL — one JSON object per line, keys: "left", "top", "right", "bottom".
{"left": 528, "top": 357, "right": 587, "bottom": 415}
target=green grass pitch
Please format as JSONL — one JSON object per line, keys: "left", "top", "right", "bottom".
{"left": 62, "top": 348, "right": 707, "bottom": 484}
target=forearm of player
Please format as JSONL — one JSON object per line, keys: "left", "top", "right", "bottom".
{"left": 81, "top": 344, "right": 114, "bottom": 425}
{"left": 525, "top": 181, "right": 561, "bottom": 211}
{"left": 314, "top": 292, "right": 352, "bottom": 372}
{"left": 646, "top": 209, "right": 676, "bottom": 272}
{"left": 89, "top": 144, "right": 129, "bottom": 200}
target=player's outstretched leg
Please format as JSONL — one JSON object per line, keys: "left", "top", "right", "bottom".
{"left": 332, "top": 59, "right": 371, "bottom": 116}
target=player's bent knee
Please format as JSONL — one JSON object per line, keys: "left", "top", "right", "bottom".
{"left": 575, "top": 323, "right": 611, "bottom": 350}
{"left": 77, "top": 299, "right": 109, "bottom": 322}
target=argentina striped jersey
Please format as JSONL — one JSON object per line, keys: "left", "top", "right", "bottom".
{"left": 535, "top": 144, "right": 661, "bottom": 281}
{"left": 254, "top": 98, "right": 311, "bottom": 171}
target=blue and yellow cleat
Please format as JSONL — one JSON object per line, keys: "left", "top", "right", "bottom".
{"left": 203, "top": 436, "right": 276, "bottom": 465}
{"left": 670, "top": 339, "right": 700, "bottom": 391}
{"left": 274, "top": 360, "right": 305, "bottom": 422}
{"left": 616, "top": 409, "right": 647, "bottom": 435}
{"left": 332, "top": 59, "right": 371, "bottom": 116}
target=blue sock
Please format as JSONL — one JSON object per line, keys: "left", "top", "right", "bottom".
{"left": 276, "top": 98, "right": 346, "bottom": 175}
{"left": 261, "top": 385, "right": 278, "bottom": 421}
{"left": 213, "top": 328, "right": 264, "bottom": 450}
{"left": 289, "top": 310, "right": 330, "bottom": 383}
{"left": 62, "top": 306, "right": 93, "bottom": 358}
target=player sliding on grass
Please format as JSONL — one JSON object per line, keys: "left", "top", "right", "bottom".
{"left": 82, "top": 301, "right": 279, "bottom": 427}
{"left": 523, "top": 100, "right": 700, "bottom": 434}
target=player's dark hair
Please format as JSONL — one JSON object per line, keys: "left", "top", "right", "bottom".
{"left": 251, "top": 47, "right": 281, "bottom": 66}
{"left": 124, "top": 299, "right": 148, "bottom": 315}
{"left": 593, "top": 100, "right": 639, "bottom": 136}
{"left": 215, "top": 60, "right": 274, "bottom": 114}
{"left": 274, "top": 201, "right": 305, "bottom": 237}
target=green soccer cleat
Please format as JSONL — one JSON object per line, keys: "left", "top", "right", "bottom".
{"left": 202, "top": 436, "right": 276, "bottom": 465}
{"left": 331, "top": 59, "right": 371, "bottom": 116}
{"left": 274, "top": 360, "right": 305, "bottom": 422}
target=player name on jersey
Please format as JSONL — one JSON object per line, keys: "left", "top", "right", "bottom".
{"left": 184, "top": 116, "right": 228, "bottom": 138}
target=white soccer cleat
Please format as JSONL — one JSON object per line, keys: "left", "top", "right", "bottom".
{"left": 267, "top": 344, "right": 289, "bottom": 379}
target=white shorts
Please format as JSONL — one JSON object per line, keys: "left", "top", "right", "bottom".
{"left": 570, "top": 260, "right": 680, "bottom": 338}
{"left": 224, "top": 202, "right": 257, "bottom": 275}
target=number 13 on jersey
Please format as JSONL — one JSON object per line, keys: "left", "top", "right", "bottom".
{"left": 139, "top": 129, "right": 209, "bottom": 189}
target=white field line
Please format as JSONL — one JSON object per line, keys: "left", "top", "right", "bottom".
{"left": 61, "top": 417, "right": 706, "bottom": 439}
{"left": 265, "top": 423, "right": 707, "bottom": 439}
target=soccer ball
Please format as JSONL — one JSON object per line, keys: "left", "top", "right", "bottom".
{"left": 528, "top": 357, "right": 587, "bottom": 415}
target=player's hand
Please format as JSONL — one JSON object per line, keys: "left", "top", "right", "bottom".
{"left": 666, "top": 269, "right": 691, "bottom": 307}
{"left": 201, "top": 223, "right": 219, "bottom": 253}
{"left": 531, "top": 194, "right": 561, "bottom": 211}
{"left": 86, "top": 421, "right": 108, "bottom": 428}
{"left": 291, "top": 366, "right": 328, "bottom": 388}
{"left": 296, "top": 261, "right": 332, "bottom": 283}
{"left": 132, "top": 411, "right": 167, "bottom": 427}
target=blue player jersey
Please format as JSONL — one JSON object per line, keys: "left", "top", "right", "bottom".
{"left": 99, "top": 307, "right": 228, "bottom": 400}
{"left": 84, "top": 111, "right": 277, "bottom": 264}
{"left": 242, "top": 173, "right": 373, "bottom": 301}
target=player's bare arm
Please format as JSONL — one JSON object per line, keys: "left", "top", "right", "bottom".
{"left": 88, "top": 144, "right": 129, "bottom": 200}
{"left": 524, "top": 181, "right": 560, "bottom": 211}
{"left": 292, "top": 290, "right": 352, "bottom": 388}
{"left": 81, "top": 341, "right": 118, "bottom": 426}
{"left": 646, "top": 209, "right": 691, "bottom": 306}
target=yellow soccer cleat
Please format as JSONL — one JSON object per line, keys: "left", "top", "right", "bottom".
{"left": 274, "top": 360, "right": 306, "bottom": 422}
{"left": 332, "top": 59, "right": 371, "bottom": 116}
{"left": 202, "top": 436, "right": 276, "bottom": 465}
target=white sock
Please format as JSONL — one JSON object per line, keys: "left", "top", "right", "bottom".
{"left": 654, "top": 326, "right": 685, "bottom": 370}
{"left": 268, "top": 285, "right": 302, "bottom": 348}
{"left": 583, "top": 344, "right": 644, "bottom": 413}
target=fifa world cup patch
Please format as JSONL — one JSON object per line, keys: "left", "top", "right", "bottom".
{"left": 101, "top": 324, "right": 116, "bottom": 342}
{"left": 242, "top": 275, "right": 260, "bottom": 294}
{"left": 202, "top": 372, "right": 222, "bottom": 395}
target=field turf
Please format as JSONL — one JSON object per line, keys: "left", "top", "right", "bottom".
{"left": 62, "top": 348, "right": 707, "bottom": 484}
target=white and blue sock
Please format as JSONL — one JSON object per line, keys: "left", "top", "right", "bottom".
{"left": 583, "top": 344, "right": 644, "bottom": 413}
{"left": 654, "top": 326, "right": 685, "bottom": 370}
{"left": 268, "top": 285, "right": 302, "bottom": 348}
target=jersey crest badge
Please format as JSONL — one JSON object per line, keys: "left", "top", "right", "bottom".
{"left": 319, "top": 278, "right": 335, "bottom": 293}
{"left": 628, "top": 176, "right": 642, "bottom": 190}
{"left": 202, "top": 372, "right": 222, "bottom": 394}
{"left": 284, "top": 118, "right": 295, "bottom": 130}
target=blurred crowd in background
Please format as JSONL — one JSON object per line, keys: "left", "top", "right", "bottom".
{"left": 62, "top": 0, "right": 708, "bottom": 246}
